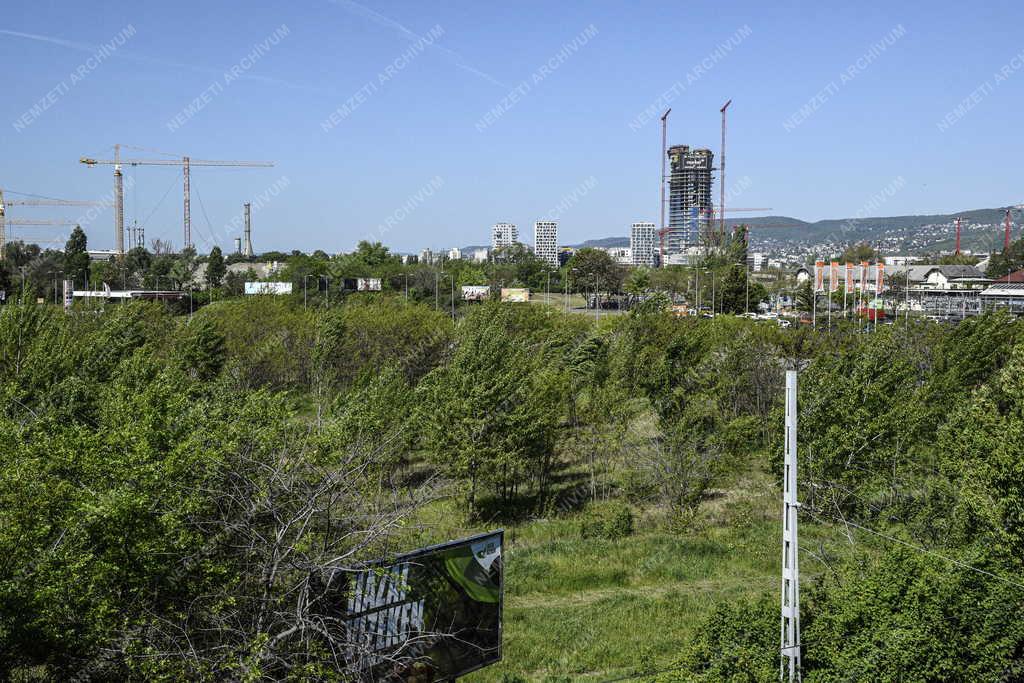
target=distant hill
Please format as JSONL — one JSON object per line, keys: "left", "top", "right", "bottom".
{"left": 570, "top": 236, "right": 630, "bottom": 249}
{"left": 459, "top": 207, "right": 1018, "bottom": 257}
{"left": 461, "top": 237, "right": 631, "bottom": 251}
{"left": 730, "top": 208, "right": 1014, "bottom": 254}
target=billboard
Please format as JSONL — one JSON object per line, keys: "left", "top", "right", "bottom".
{"left": 357, "top": 278, "right": 382, "bottom": 292}
{"left": 324, "top": 530, "right": 503, "bottom": 681}
{"left": 501, "top": 288, "right": 529, "bottom": 303}
{"left": 244, "top": 281, "right": 293, "bottom": 295}
{"left": 462, "top": 285, "right": 490, "bottom": 301}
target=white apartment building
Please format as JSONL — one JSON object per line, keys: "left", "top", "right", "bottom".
{"left": 492, "top": 222, "right": 518, "bottom": 250}
{"left": 534, "top": 221, "right": 558, "bottom": 268}
{"left": 447, "top": 247, "right": 462, "bottom": 261}
{"left": 630, "top": 222, "right": 657, "bottom": 267}
{"left": 603, "top": 246, "right": 633, "bottom": 265}
{"left": 472, "top": 247, "right": 490, "bottom": 263}
{"left": 747, "top": 252, "right": 769, "bottom": 272}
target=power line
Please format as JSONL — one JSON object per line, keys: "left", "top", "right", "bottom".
{"left": 803, "top": 507, "right": 1024, "bottom": 592}
{"left": 138, "top": 173, "right": 181, "bottom": 236}
{"left": 598, "top": 663, "right": 689, "bottom": 682}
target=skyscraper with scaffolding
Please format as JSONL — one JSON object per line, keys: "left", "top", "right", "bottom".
{"left": 666, "top": 145, "right": 714, "bottom": 253}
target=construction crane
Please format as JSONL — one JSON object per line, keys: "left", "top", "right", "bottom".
{"left": 659, "top": 109, "right": 671, "bottom": 264}
{"left": 719, "top": 99, "right": 732, "bottom": 236}
{"left": 79, "top": 144, "right": 274, "bottom": 255}
{"left": 0, "top": 189, "right": 98, "bottom": 260}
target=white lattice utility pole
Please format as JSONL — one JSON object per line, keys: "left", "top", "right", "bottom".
{"left": 780, "top": 369, "right": 802, "bottom": 681}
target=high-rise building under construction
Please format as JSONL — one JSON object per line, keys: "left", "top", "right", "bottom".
{"left": 666, "top": 145, "right": 714, "bottom": 253}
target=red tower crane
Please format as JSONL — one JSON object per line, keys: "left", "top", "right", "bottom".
{"left": 1004, "top": 209, "right": 1013, "bottom": 252}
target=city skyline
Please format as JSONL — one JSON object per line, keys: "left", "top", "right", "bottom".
{"left": 2, "top": 2, "right": 1024, "bottom": 254}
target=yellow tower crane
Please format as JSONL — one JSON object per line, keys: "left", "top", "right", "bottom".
{"left": 80, "top": 144, "right": 274, "bottom": 255}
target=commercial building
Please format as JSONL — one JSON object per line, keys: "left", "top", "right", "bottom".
{"left": 492, "top": 222, "right": 518, "bottom": 250}
{"left": 533, "top": 221, "right": 558, "bottom": 268}
{"left": 666, "top": 145, "right": 714, "bottom": 253}
{"left": 630, "top": 222, "right": 657, "bottom": 267}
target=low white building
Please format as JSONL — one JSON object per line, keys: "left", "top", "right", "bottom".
{"left": 747, "top": 252, "right": 769, "bottom": 272}
{"left": 471, "top": 248, "right": 490, "bottom": 263}
{"left": 884, "top": 255, "right": 922, "bottom": 266}
{"left": 662, "top": 247, "right": 703, "bottom": 266}
{"left": 602, "top": 246, "right": 632, "bottom": 265}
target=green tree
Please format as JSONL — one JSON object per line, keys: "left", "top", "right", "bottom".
{"left": 625, "top": 267, "right": 651, "bottom": 296}
{"left": 419, "top": 303, "right": 563, "bottom": 516}
{"left": 986, "top": 236, "right": 1024, "bottom": 279}
{"left": 205, "top": 246, "right": 226, "bottom": 288}
{"left": 565, "top": 248, "right": 624, "bottom": 294}
{"left": 179, "top": 317, "right": 227, "bottom": 381}
{"left": 64, "top": 226, "right": 89, "bottom": 286}
{"left": 795, "top": 279, "right": 813, "bottom": 313}
{"left": 838, "top": 241, "right": 877, "bottom": 264}
{"left": 718, "top": 264, "right": 748, "bottom": 314}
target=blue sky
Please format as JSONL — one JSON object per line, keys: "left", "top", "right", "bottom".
{"left": 2, "top": 0, "right": 1023, "bottom": 253}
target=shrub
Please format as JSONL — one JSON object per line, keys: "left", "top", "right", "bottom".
{"left": 579, "top": 501, "right": 634, "bottom": 540}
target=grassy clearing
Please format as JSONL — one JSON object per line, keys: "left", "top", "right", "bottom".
{"left": 400, "top": 410, "right": 857, "bottom": 680}
{"left": 401, "top": 463, "right": 772, "bottom": 682}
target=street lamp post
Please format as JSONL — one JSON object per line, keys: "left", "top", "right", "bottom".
{"left": 711, "top": 271, "right": 716, "bottom": 317}
{"left": 745, "top": 260, "right": 750, "bottom": 315}
{"left": 695, "top": 268, "right": 701, "bottom": 313}
{"left": 440, "top": 273, "right": 455, "bottom": 321}
{"left": 19, "top": 267, "right": 28, "bottom": 303}
{"left": 568, "top": 268, "right": 579, "bottom": 313}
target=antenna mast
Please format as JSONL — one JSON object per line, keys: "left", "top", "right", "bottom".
{"left": 780, "top": 369, "right": 802, "bottom": 682}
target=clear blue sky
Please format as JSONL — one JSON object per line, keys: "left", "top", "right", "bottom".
{"left": 2, "top": 0, "right": 1022, "bottom": 253}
